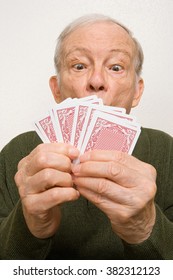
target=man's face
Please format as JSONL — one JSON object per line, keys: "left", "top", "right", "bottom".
{"left": 50, "top": 22, "right": 143, "bottom": 113}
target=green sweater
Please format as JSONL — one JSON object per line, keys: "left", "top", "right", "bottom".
{"left": 0, "top": 128, "right": 173, "bottom": 260}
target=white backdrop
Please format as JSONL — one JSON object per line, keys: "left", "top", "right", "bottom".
{"left": 0, "top": 0, "right": 173, "bottom": 150}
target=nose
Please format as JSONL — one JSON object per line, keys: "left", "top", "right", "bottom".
{"left": 87, "top": 68, "right": 107, "bottom": 93}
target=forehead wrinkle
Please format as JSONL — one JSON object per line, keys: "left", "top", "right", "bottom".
{"left": 65, "top": 47, "right": 92, "bottom": 58}
{"left": 65, "top": 46, "right": 132, "bottom": 59}
{"left": 62, "top": 23, "right": 136, "bottom": 58}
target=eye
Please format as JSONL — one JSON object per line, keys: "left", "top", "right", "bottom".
{"left": 73, "top": 63, "right": 85, "bottom": 70}
{"left": 111, "top": 65, "right": 123, "bottom": 72}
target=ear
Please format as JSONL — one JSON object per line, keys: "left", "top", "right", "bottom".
{"left": 49, "top": 76, "right": 61, "bottom": 103}
{"left": 132, "top": 77, "right": 144, "bottom": 108}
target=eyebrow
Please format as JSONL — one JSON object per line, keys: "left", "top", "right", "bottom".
{"left": 109, "top": 49, "right": 131, "bottom": 59}
{"left": 65, "top": 47, "right": 131, "bottom": 59}
{"left": 65, "top": 47, "right": 91, "bottom": 57}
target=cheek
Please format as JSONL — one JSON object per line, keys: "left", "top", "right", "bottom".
{"left": 115, "top": 75, "right": 135, "bottom": 91}
{"left": 108, "top": 77, "right": 137, "bottom": 107}
{"left": 61, "top": 75, "right": 87, "bottom": 98}
{"left": 119, "top": 74, "right": 137, "bottom": 96}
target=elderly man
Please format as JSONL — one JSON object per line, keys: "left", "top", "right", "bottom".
{"left": 0, "top": 14, "right": 173, "bottom": 259}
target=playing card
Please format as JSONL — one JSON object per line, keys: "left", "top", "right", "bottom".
{"left": 34, "top": 113, "right": 59, "bottom": 143}
{"left": 70, "top": 98, "right": 103, "bottom": 147}
{"left": 75, "top": 95, "right": 103, "bottom": 104}
{"left": 80, "top": 111, "right": 141, "bottom": 155}
{"left": 34, "top": 96, "right": 141, "bottom": 159}
{"left": 51, "top": 101, "right": 77, "bottom": 143}
{"left": 76, "top": 104, "right": 131, "bottom": 150}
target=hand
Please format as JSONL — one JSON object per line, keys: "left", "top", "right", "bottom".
{"left": 72, "top": 150, "right": 157, "bottom": 244}
{"left": 15, "top": 143, "right": 80, "bottom": 239}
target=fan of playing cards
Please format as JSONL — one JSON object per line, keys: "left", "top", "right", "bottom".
{"left": 34, "top": 95, "right": 141, "bottom": 156}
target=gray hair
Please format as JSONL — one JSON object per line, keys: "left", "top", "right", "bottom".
{"left": 54, "top": 14, "right": 144, "bottom": 76}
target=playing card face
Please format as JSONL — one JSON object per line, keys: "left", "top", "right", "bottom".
{"left": 80, "top": 111, "right": 141, "bottom": 155}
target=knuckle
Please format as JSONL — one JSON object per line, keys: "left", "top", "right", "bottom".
{"left": 14, "top": 167, "right": 30, "bottom": 198}
{"left": 133, "top": 182, "right": 156, "bottom": 210}
{"left": 140, "top": 173, "right": 157, "bottom": 199}
{"left": 93, "top": 179, "right": 111, "bottom": 205}
{"left": 93, "top": 194, "right": 102, "bottom": 205}
{"left": 14, "top": 170, "right": 21, "bottom": 187}
{"left": 41, "top": 168, "right": 53, "bottom": 183}
{"left": 146, "top": 181, "right": 157, "bottom": 200}
{"left": 97, "top": 178, "right": 109, "bottom": 194}
{"left": 143, "top": 162, "right": 157, "bottom": 179}
{"left": 107, "top": 161, "right": 122, "bottom": 178}
{"left": 60, "top": 173, "right": 73, "bottom": 187}
{"left": 48, "top": 188, "right": 59, "bottom": 203}
{"left": 113, "top": 151, "right": 127, "bottom": 164}
{"left": 41, "top": 169, "right": 73, "bottom": 188}
{"left": 35, "top": 152, "right": 48, "bottom": 168}
{"left": 14, "top": 170, "right": 27, "bottom": 197}
{"left": 48, "top": 187, "right": 77, "bottom": 205}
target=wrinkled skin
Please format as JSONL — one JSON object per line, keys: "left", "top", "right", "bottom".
{"left": 15, "top": 22, "right": 156, "bottom": 243}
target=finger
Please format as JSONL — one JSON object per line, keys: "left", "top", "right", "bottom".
{"left": 23, "top": 187, "right": 80, "bottom": 213}
{"left": 76, "top": 183, "right": 123, "bottom": 216}
{"left": 26, "top": 153, "right": 72, "bottom": 176}
{"left": 74, "top": 176, "right": 155, "bottom": 215}
{"left": 28, "top": 143, "right": 79, "bottom": 161}
{"left": 79, "top": 150, "right": 156, "bottom": 178}
{"left": 74, "top": 176, "right": 129, "bottom": 204}
{"left": 18, "top": 143, "right": 79, "bottom": 175}
{"left": 18, "top": 169, "right": 74, "bottom": 196}
{"left": 72, "top": 160, "right": 146, "bottom": 188}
